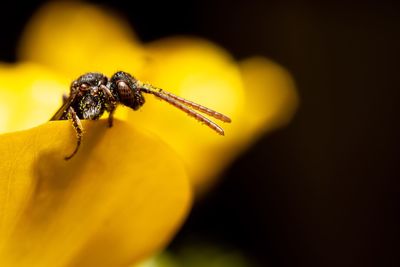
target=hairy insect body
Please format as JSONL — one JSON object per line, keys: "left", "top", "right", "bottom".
{"left": 79, "top": 94, "right": 105, "bottom": 120}
{"left": 51, "top": 71, "right": 231, "bottom": 160}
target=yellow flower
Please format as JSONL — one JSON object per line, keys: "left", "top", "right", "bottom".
{"left": 0, "top": 1, "right": 298, "bottom": 266}
{"left": 18, "top": 1, "right": 299, "bottom": 195}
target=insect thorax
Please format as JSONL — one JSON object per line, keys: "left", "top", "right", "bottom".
{"left": 77, "top": 93, "right": 106, "bottom": 120}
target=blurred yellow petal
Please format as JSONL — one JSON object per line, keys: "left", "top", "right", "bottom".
{"left": 18, "top": 2, "right": 146, "bottom": 78}
{"left": 238, "top": 56, "right": 299, "bottom": 137}
{"left": 0, "top": 62, "right": 68, "bottom": 133}
{"left": 142, "top": 36, "right": 245, "bottom": 121}
{"left": 0, "top": 120, "right": 191, "bottom": 267}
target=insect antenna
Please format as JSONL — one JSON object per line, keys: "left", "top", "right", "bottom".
{"left": 156, "top": 90, "right": 231, "bottom": 123}
{"left": 140, "top": 85, "right": 228, "bottom": 135}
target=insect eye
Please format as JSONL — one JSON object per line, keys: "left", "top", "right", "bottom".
{"left": 80, "top": 83, "right": 89, "bottom": 90}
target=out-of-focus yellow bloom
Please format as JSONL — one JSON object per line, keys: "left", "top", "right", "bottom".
{"left": 0, "top": 120, "right": 191, "bottom": 266}
{"left": 0, "top": 1, "right": 298, "bottom": 266}
{"left": 18, "top": 1, "right": 299, "bottom": 195}
{"left": 18, "top": 2, "right": 146, "bottom": 78}
{"left": 0, "top": 63, "right": 67, "bottom": 133}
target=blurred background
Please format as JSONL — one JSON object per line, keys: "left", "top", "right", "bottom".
{"left": 1, "top": 1, "right": 399, "bottom": 266}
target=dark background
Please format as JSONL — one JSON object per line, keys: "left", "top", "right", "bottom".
{"left": 1, "top": 1, "right": 399, "bottom": 266}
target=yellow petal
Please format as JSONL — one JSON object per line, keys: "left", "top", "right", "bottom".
{"left": 18, "top": 2, "right": 146, "bottom": 77}
{"left": 0, "top": 62, "right": 69, "bottom": 134}
{"left": 0, "top": 120, "right": 191, "bottom": 267}
{"left": 238, "top": 56, "right": 299, "bottom": 137}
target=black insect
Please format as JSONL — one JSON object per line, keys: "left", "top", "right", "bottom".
{"left": 50, "top": 71, "right": 232, "bottom": 160}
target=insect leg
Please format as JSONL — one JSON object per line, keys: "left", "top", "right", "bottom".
{"left": 100, "top": 84, "right": 117, "bottom": 127}
{"left": 65, "top": 106, "right": 83, "bottom": 160}
{"left": 107, "top": 107, "right": 116, "bottom": 128}
{"left": 100, "top": 84, "right": 115, "bottom": 101}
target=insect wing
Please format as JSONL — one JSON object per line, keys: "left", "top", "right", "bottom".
{"left": 50, "top": 94, "right": 76, "bottom": 120}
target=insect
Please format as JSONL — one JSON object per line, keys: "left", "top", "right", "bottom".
{"left": 50, "top": 71, "right": 232, "bottom": 160}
